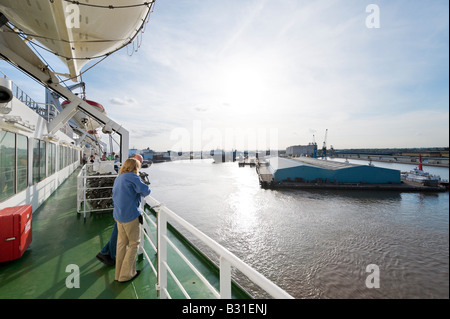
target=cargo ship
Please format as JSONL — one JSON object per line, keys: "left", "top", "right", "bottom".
{"left": 0, "top": 1, "right": 292, "bottom": 299}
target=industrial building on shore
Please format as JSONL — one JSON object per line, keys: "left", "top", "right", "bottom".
{"left": 286, "top": 144, "right": 317, "bottom": 157}
{"left": 257, "top": 157, "right": 403, "bottom": 190}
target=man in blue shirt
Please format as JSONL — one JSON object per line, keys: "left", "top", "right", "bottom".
{"left": 113, "top": 158, "right": 151, "bottom": 282}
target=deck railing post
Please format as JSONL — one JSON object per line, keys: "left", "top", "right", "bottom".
{"left": 145, "top": 195, "right": 294, "bottom": 299}
{"left": 220, "top": 257, "right": 232, "bottom": 299}
{"left": 157, "top": 209, "right": 168, "bottom": 299}
{"left": 77, "top": 165, "right": 86, "bottom": 213}
{"left": 138, "top": 198, "right": 146, "bottom": 256}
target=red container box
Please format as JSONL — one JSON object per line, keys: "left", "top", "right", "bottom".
{"left": 0, "top": 205, "right": 32, "bottom": 263}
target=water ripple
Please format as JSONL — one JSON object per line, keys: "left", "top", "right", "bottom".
{"left": 146, "top": 160, "right": 449, "bottom": 298}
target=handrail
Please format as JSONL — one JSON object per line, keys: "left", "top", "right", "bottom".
{"left": 1, "top": 70, "right": 57, "bottom": 120}
{"left": 139, "top": 212, "right": 158, "bottom": 278}
{"left": 144, "top": 195, "right": 294, "bottom": 299}
{"left": 77, "top": 163, "right": 293, "bottom": 299}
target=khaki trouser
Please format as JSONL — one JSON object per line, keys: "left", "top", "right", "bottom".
{"left": 115, "top": 217, "right": 141, "bottom": 282}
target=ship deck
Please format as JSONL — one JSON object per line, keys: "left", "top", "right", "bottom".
{"left": 0, "top": 168, "right": 249, "bottom": 299}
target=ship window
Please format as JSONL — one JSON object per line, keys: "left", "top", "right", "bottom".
{"left": 48, "top": 143, "right": 56, "bottom": 175}
{"left": 32, "top": 139, "right": 46, "bottom": 184}
{"left": 64, "top": 146, "right": 67, "bottom": 167}
{"left": 59, "top": 145, "right": 71, "bottom": 170}
{"left": 0, "top": 131, "right": 28, "bottom": 201}
{"left": 39, "top": 140, "right": 46, "bottom": 179}
{"left": 16, "top": 134, "right": 28, "bottom": 192}
{"left": 66, "top": 146, "right": 70, "bottom": 166}
{"left": 59, "top": 145, "right": 63, "bottom": 170}
{"left": 0, "top": 131, "right": 16, "bottom": 202}
{"left": 59, "top": 145, "right": 65, "bottom": 170}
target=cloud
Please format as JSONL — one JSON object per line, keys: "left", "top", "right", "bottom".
{"left": 74, "top": 0, "right": 449, "bottom": 150}
{"left": 194, "top": 106, "right": 208, "bottom": 112}
{"left": 109, "top": 97, "right": 137, "bottom": 105}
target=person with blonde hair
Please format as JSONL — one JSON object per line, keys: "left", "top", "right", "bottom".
{"left": 96, "top": 153, "right": 147, "bottom": 266}
{"left": 112, "top": 157, "right": 151, "bottom": 282}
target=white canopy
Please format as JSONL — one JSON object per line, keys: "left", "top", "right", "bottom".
{"left": 0, "top": 0, "right": 153, "bottom": 81}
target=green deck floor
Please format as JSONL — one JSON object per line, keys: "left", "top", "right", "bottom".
{"left": 0, "top": 168, "right": 158, "bottom": 299}
{"left": 0, "top": 168, "right": 250, "bottom": 299}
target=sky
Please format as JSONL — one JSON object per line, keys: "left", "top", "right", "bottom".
{"left": 1, "top": 0, "right": 449, "bottom": 152}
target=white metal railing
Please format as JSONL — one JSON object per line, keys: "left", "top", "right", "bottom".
{"left": 29, "top": 102, "right": 60, "bottom": 122}
{"left": 139, "top": 206, "right": 158, "bottom": 278}
{"left": 77, "top": 165, "right": 293, "bottom": 299}
{"left": 1, "top": 70, "right": 58, "bottom": 121}
{"left": 143, "top": 195, "right": 294, "bottom": 299}
{"left": 1, "top": 69, "right": 73, "bottom": 137}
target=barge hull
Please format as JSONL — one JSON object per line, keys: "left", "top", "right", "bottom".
{"left": 260, "top": 180, "right": 446, "bottom": 192}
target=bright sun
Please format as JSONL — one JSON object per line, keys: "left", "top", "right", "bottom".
{"left": 216, "top": 57, "right": 271, "bottom": 112}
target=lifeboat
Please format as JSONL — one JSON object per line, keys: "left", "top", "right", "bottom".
{"left": 0, "top": 1, "right": 153, "bottom": 81}
{"left": 61, "top": 99, "right": 106, "bottom": 131}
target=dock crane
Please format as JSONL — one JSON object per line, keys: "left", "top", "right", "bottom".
{"left": 322, "top": 129, "right": 328, "bottom": 159}
{"left": 312, "top": 134, "right": 318, "bottom": 158}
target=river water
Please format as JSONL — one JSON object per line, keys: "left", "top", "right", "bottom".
{"left": 143, "top": 159, "right": 449, "bottom": 299}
